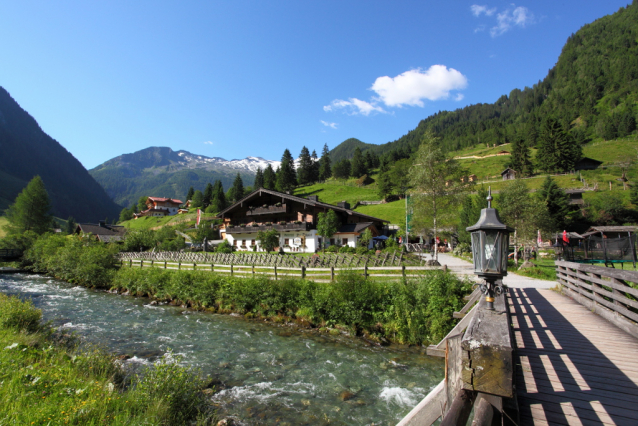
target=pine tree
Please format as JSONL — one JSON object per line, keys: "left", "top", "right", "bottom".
{"left": 319, "top": 143, "right": 332, "bottom": 181}
{"left": 277, "top": 149, "right": 297, "bottom": 193}
{"left": 211, "top": 180, "right": 227, "bottom": 212}
{"left": 254, "top": 167, "right": 264, "bottom": 189}
{"left": 537, "top": 117, "right": 581, "bottom": 173}
{"left": 510, "top": 134, "right": 533, "bottom": 177}
{"left": 297, "top": 146, "right": 313, "bottom": 185}
{"left": 191, "top": 191, "right": 204, "bottom": 208}
{"left": 186, "top": 187, "right": 195, "bottom": 202}
{"left": 263, "top": 164, "right": 276, "bottom": 190}
{"left": 203, "top": 183, "right": 214, "bottom": 208}
{"left": 350, "top": 147, "right": 367, "bottom": 178}
{"left": 137, "top": 196, "right": 149, "bottom": 212}
{"left": 310, "top": 150, "right": 320, "bottom": 183}
{"left": 5, "top": 175, "right": 52, "bottom": 235}
{"left": 332, "top": 159, "right": 351, "bottom": 180}
{"left": 119, "top": 207, "right": 133, "bottom": 223}
{"left": 65, "top": 216, "right": 77, "bottom": 235}
{"left": 230, "top": 173, "right": 244, "bottom": 203}
{"left": 537, "top": 176, "right": 570, "bottom": 230}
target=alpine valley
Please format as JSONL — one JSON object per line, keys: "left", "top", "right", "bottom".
{"left": 89, "top": 147, "right": 281, "bottom": 208}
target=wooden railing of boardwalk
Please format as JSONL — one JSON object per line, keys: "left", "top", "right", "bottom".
{"left": 555, "top": 260, "right": 638, "bottom": 339}
{"left": 0, "top": 249, "right": 22, "bottom": 261}
{"left": 398, "top": 288, "right": 519, "bottom": 426}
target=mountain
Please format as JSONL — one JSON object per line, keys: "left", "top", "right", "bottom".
{"left": 0, "top": 87, "right": 122, "bottom": 222}
{"left": 89, "top": 147, "right": 281, "bottom": 208}
{"left": 328, "top": 138, "right": 378, "bottom": 163}
{"left": 331, "top": 2, "right": 638, "bottom": 160}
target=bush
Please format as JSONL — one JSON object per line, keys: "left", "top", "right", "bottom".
{"left": 215, "top": 240, "right": 233, "bottom": 253}
{"left": 339, "top": 246, "right": 355, "bottom": 253}
{"left": 0, "top": 294, "right": 42, "bottom": 333}
{"left": 325, "top": 245, "right": 339, "bottom": 253}
{"left": 355, "top": 246, "right": 369, "bottom": 255}
{"left": 0, "top": 230, "right": 38, "bottom": 253}
{"left": 453, "top": 243, "right": 471, "bottom": 256}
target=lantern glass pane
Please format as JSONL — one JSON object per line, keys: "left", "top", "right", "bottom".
{"left": 501, "top": 232, "right": 509, "bottom": 273}
{"left": 484, "top": 231, "right": 500, "bottom": 273}
{"left": 471, "top": 232, "right": 481, "bottom": 272}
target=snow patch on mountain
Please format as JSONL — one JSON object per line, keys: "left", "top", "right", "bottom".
{"left": 175, "top": 151, "right": 281, "bottom": 172}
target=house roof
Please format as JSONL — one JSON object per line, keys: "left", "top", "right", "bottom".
{"left": 147, "top": 197, "right": 183, "bottom": 205}
{"left": 501, "top": 168, "right": 516, "bottom": 175}
{"left": 334, "top": 222, "right": 377, "bottom": 235}
{"left": 216, "top": 188, "right": 389, "bottom": 223}
{"left": 564, "top": 189, "right": 586, "bottom": 194}
{"left": 76, "top": 223, "right": 127, "bottom": 241}
{"left": 583, "top": 226, "right": 637, "bottom": 236}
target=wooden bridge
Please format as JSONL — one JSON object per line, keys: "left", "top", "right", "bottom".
{"left": 398, "top": 260, "right": 638, "bottom": 426}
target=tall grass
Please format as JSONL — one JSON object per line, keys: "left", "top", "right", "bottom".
{"left": 0, "top": 294, "right": 212, "bottom": 425}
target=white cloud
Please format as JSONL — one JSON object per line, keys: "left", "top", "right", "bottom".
{"left": 370, "top": 66, "right": 468, "bottom": 107}
{"left": 320, "top": 120, "right": 338, "bottom": 129}
{"left": 491, "top": 6, "right": 534, "bottom": 37}
{"left": 455, "top": 93, "right": 465, "bottom": 101}
{"left": 203, "top": 141, "right": 213, "bottom": 145}
{"left": 471, "top": 4, "right": 534, "bottom": 37}
{"left": 471, "top": 5, "right": 496, "bottom": 17}
{"left": 323, "top": 98, "right": 385, "bottom": 116}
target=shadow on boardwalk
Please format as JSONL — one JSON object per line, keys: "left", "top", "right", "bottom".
{"left": 510, "top": 288, "right": 638, "bottom": 425}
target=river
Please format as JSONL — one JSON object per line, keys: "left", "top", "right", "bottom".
{"left": 0, "top": 273, "right": 444, "bottom": 425}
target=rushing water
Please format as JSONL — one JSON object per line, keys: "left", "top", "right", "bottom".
{"left": 0, "top": 273, "right": 444, "bottom": 425}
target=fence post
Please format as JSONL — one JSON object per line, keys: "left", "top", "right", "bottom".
{"left": 164, "top": 261, "right": 167, "bottom": 269}
{"left": 140, "top": 260, "right": 143, "bottom": 268}
{"left": 230, "top": 264, "right": 234, "bottom": 276}
{"left": 130, "top": 259, "right": 132, "bottom": 268}
{"left": 402, "top": 264, "right": 406, "bottom": 278}
{"left": 178, "top": 262, "right": 181, "bottom": 270}
{"left": 301, "top": 265, "right": 306, "bottom": 279}
{"left": 193, "top": 263, "right": 196, "bottom": 271}
{"left": 252, "top": 264, "right": 255, "bottom": 277}
{"left": 274, "top": 264, "right": 278, "bottom": 280}
{"left": 331, "top": 266, "right": 335, "bottom": 281}
{"left": 364, "top": 263, "right": 368, "bottom": 279}
{"left": 211, "top": 263, "right": 214, "bottom": 272}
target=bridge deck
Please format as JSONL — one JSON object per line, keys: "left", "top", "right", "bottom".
{"left": 509, "top": 287, "right": 638, "bottom": 426}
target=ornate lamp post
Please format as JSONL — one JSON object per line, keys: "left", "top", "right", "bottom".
{"left": 466, "top": 188, "right": 513, "bottom": 311}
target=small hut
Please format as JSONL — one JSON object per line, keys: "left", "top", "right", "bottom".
{"left": 501, "top": 168, "right": 516, "bottom": 181}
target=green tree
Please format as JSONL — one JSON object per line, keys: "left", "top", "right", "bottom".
{"left": 211, "top": 180, "right": 226, "bottom": 212}
{"left": 263, "top": 164, "right": 276, "bottom": 190}
{"left": 319, "top": 143, "right": 332, "bottom": 181}
{"left": 256, "top": 229, "right": 280, "bottom": 253}
{"left": 350, "top": 147, "right": 367, "bottom": 178}
{"left": 254, "top": 167, "right": 264, "bottom": 189}
{"left": 229, "top": 173, "right": 244, "bottom": 203}
{"left": 408, "top": 133, "right": 469, "bottom": 263}
{"left": 191, "top": 190, "right": 204, "bottom": 209}
{"left": 65, "top": 216, "right": 77, "bottom": 235}
{"left": 316, "top": 210, "right": 341, "bottom": 251}
{"left": 310, "top": 150, "right": 320, "bottom": 183}
{"left": 276, "top": 149, "right": 297, "bottom": 192}
{"left": 5, "top": 176, "right": 52, "bottom": 235}
{"left": 537, "top": 176, "right": 571, "bottom": 231}
{"left": 359, "top": 228, "right": 373, "bottom": 249}
{"left": 137, "top": 196, "right": 149, "bottom": 212}
{"left": 186, "top": 187, "right": 195, "bottom": 202}
{"left": 536, "top": 117, "right": 581, "bottom": 173}
{"left": 119, "top": 207, "right": 133, "bottom": 223}
{"left": 332, "top": 159, "right": 351, "bottom": 180}
{"left": 297, "top": 146, "right": 313, "bottom": 185}
{"left": 202, "top": 183, "right": 214, "bottom": 209}
{"left": 510, "top": 133, "right": 533, "bottom": 177}
{"left": 631, "top": 182, "right": 638, "bottom": 206}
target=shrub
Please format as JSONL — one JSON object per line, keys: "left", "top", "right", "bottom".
{"left": 325, "top": 245, "right": 338, "bottom": 253}
{"left": 355, "top": 246, "right": 369, "bottom": 255}
{"left": 339, "top": 246, "right": 355, "bottom": 253}
{"left": 216, "top": 240, "right": 233, "bottom": 253}
{"left": 0, "top": 294, "right": 42, "bottom": 333}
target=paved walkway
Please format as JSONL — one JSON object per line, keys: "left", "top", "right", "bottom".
{"left": 431, "top": 253, "right": 557, "bottom": 289}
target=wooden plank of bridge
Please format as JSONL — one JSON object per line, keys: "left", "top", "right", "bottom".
{"left": 509, "top": 287, "right": 638, "bottom": 426}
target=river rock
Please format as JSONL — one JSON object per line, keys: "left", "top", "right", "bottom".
{"left": 301, "top": 399, "right": 311, "bottom": 406}
{"left": 217, "top": 419, "right": 234, "bottom": 426}
{"left": 339, "top": 390, "right": 355, "bottom": 401}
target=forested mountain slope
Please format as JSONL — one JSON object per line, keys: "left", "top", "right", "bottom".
{"left": 331, "top": 2, "right": 638, "bottom": 161}
{"left": 0, "top": 87, "right": 122, "bottom": 222}
{"left": 90, "top": 147, "right": 259, "bottom": 208}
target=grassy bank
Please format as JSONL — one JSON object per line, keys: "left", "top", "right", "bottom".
{"left": 22, "top": 233, "right": 471, "bottom": 346}
{"left": 0, "top": 293, "right": 212, "bottom": 425}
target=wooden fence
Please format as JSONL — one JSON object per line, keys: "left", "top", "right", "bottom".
{"left": 119, "top": 258, "right": 444, "bottom": 281}
{"left": 118, "top": 250, "right": 423, "bottom": 268}
{"left": 556, "top": 260, "right": 638, "bottom": 339}
{"left": 0, "top": 249, "right": 22, "bottom": 261}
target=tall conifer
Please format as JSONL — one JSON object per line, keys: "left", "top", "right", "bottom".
{"left": 254, "top": 167, "right": 264, "bottom": 189}
{"left": 263, "top": 164, "right": 276, "bottom": 190}
{"left": 319, "top": 144, "right": 332, "bottom": 181}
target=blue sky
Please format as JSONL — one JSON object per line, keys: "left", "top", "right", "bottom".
{"left": 0, "top": 1, "right": 630, "bottom": 169}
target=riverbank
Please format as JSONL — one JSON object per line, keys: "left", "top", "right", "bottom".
{"left": 0, "top": 293, "right": 213, "bottom": 425}
{"left": 23, "top": 233, "right": 472, "bottom": 346}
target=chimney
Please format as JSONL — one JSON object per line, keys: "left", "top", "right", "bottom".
{"left": 337, "top": 201, "right": 350, "bottom": 210}
{"left": 307, "top": 195, "right": 319, "bottom": 202}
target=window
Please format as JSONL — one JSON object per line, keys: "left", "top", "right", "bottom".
{"left": 284, "top": 238, "right": 289, "bottom": 245}
{"left": 251, "top": 239, "right": 255, "bottom": 246}
{"left": 330, "top": 238, "right": 335, "bottom": 246}
{"left": 241, "top": 240, "right": 246, "bottom": 247}
{"left": 342, "top": 238, "right": 348, "bottom": 246}
{"left": 318, "top": 238, "right": 322, "bottom": 247}
{"left": 233, "top": 239, "right": 237, "bottom": 247}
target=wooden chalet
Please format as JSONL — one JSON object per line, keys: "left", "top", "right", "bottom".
{"left": 564, "top": 188, "right": 586, "bottom": 206}
{"left": 134, "top": 197, "right": 183, "bottom": 219}
{"left": 582, "top": 226, "right": 637, "bottom": 239}
{"left": 215, "top": 188, "right": 388, "bottom": 252}
{"left": 75, "top": 221, "right": 127, "bottom": 243}
{"left": 501, "top": 168, "right": 516, "bottom": 181}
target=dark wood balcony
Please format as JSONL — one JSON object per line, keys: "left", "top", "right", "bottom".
{"left": 245, "top": 204, "right": 287, "bottom": 216}
{"left": 226, "top": 222, "right": 313, "bottom": 233}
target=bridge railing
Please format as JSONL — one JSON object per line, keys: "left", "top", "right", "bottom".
{"left": 398, "top": 289, "right": 518, "bottom": 426}
{"left": 0, "top": 249, "right": 22, "bottom": 260}
{"left": 556, "top": 260, "right": 638, "bottom": 339}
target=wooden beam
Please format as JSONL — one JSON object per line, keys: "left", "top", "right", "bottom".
{"left": 440, "top": 389, "right": 476, "bottom": 426}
